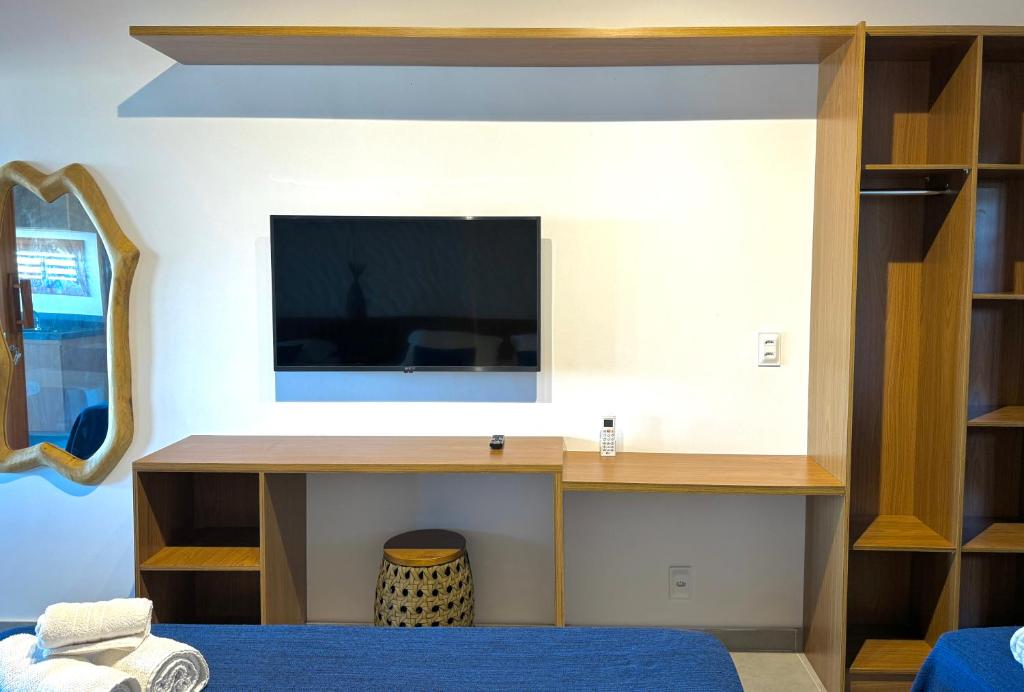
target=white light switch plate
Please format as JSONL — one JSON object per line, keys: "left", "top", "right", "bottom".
{"left": 758, "top": 332, "right": 781, "bottom": 367}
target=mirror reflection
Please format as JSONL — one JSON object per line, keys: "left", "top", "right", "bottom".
{"left": 5, "top": 186, "right": 110, "bottom": 456}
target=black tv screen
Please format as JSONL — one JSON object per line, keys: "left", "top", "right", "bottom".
{"left": 271, "top": 216, "right": 540, "bottom": 371}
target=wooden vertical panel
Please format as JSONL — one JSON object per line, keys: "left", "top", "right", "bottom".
{"left": 851, "top": 198, "right": 926, "bottom": 524}
{"left": 260, "top": 472, "right": 307, "bottom": 624}
{"left": 553, "top": 471, "right": 565, "bottom": 627}
{"left": 804, "top": 23, "right": 865, "bottom": 692}
{"left": 927, "top": 38, "right": 983, "bottom": 164}
{"left": 914, "top": 179, "right": 976, "bottom": 543}
{"left": 914, "top": 37, "right": 981, "bottom": 642}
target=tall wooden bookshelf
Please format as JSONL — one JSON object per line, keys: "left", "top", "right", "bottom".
{"left": 806, "top": 27, "right": 1024, "bottom": 692}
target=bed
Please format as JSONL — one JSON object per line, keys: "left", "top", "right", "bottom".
{"left": 912, "top": 627, "right": 1024, "bottom": 692}
{"left": 1, "top": 624, "right": 742, "bottom": 691}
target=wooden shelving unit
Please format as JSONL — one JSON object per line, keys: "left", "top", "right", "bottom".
{"left": 839, "top": 27, "right": 1005, "bottom": 690}
{"left": 134, "top": 470, "right": 307, "bottom": 625}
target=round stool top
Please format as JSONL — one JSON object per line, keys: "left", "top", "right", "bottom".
{"left": 383, "top": 529, "right": 466, "bottom": 567}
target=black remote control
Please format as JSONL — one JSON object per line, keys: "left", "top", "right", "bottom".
{"left": 490, "top": 435, "right": 505, "bottom": 451}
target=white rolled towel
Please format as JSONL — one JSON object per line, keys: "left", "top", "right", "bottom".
{"left": 0, "top": 633, "right": 140, "bottom": 692}
{"left": 94, "top": 634, "right": 210, "bottom": 692}
{"left": 1012, "top": 627, "right": 1024, "bottom": 670}
{"left": 36, "top": 598, "right": 152, "bottom": 656}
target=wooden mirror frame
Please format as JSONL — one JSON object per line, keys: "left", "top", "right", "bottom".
{"left": 0, "top": 162, "right": 139, "bottom": 484}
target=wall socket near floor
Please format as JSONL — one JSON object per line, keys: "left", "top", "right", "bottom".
{"left": 669, "top": 566, "right": 692, "bottom": 600}
{"left": 757, "top": 332, "right": 781, "bottom": 367}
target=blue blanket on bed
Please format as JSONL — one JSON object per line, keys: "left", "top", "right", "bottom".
{"left": 913, "top": 627, "right": 1024, "bottom": 692}
{"left": 1, "top": 624, "right": 742, "bottom": 691}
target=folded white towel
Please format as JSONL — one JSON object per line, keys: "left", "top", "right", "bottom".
{"left": 1012, "top": 626, "right": 1024, "bottom": 670}
{"left": 36, "top": 598, "right": 152, "bottom": 655}
{"left": 0, "top": 633, "right": 140, "bottom": 692}
{"left": 94, "top": 634, "right": 209, "bottom": 692}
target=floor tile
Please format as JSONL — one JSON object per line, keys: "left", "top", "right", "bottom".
{"left": 730, "top": 652, "right": 824, "bottom": 692}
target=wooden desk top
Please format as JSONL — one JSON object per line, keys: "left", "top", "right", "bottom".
{"left": 134, "top": 436, "right": 846, "bottom": 494}
{"left": 562, "top": 451, "right": 845, "bottom": 495}
{"left": 134, "top": 435, "right": 565, "bottom": 474}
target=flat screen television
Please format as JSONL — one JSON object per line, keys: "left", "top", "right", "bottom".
{"left": 271, "top": 216, "right": 540, "bottom": 372}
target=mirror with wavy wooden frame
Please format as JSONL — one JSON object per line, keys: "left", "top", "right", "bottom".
{"left": 0, "top": 162, "right": 138, "bottom": 484}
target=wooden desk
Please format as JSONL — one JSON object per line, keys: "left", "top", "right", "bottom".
{"left": 133, "top": 436, "right": 843, "bottom": 628}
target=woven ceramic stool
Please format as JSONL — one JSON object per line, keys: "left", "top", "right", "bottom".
{"left": 375, "top": 529, "right": 474, "bottom": 627}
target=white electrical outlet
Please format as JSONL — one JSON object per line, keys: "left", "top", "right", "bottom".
{"left": 669, "top": 566, "right": 692, "bottom": 600}
{"left": 757, "top": 332, "right": 781, "bottom": 367}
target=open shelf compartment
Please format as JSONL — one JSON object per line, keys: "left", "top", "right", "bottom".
{"left": 139, "top": 570, "right": 261, "bottom": 625}
{"left": 966, "top": 301, "right": 1024, "bottom": 426}
{"left": 847, "top": 551, "right": 955, "bottom": 680}
{"left": 973, "top": 173, "right": 1024, "bottom": 297}
{"left": 861, "top": 35, "right": 979, "bottom": 167}
{"left": 963, "top": 428, "right": 1024, "bottom": 552}
{"left": 135, "top": 472, "right": 261, "bottom": 570}
{"left": 979, "top": 37, "right": 1024, "bottom": 166}
{"left": 960, "top": 553, "right": 1024, "bottom": 628}
{"left": 849, "top": 171, "right": 971, "bottom": 552}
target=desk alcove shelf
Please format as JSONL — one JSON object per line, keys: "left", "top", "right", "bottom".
{"left": 562, "top": 451, "right": 843, "bottom": 494}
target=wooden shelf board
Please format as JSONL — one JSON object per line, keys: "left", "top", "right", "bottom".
{"left": 978, "top": 163, "right": 1024, "bottom": 179}
{"left": 973, "top": 292, "right": 1024, "bottom": 301}
{"left": 963, "top": 523, "right": 1024, "bottom": 553}
{"left": 562, "top": 452, "right": 844, "bottom": 495}
{"left": 129, "top": 25, "right": 855, "bottom": 67}
{"left": 967, "top": 406, "right": 1024, "bottom": 428}
{"left": 851, "top": 514, "right": 955, "bottom": 552}
{"left": 863, "top": 163, "right": 970, "bottom": 172}
{"left": 140, "top": 546, "right": 261, "bottom": 571}
{"left": 849, "top": 639, "right": 932, "bottom": 675}
{"left": 134, "top": 435, "right": 565, "bottom": 473}
{"left": 869, "top": 26, "right": 1024, "bottom": 37}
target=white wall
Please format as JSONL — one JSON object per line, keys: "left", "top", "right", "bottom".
{"left": 1, "top": 0, "right": 1021, "bottom": 624}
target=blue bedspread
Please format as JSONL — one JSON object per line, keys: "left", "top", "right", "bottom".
{"left": 913, "top": 627, "right": 1024, "bottom": 692}
{"left": 1, "top": 624, "right": 742, "bottom": 691}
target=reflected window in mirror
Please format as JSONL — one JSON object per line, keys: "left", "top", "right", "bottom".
{"left": 9, "top": 186, "right": 110, "bottom": 456}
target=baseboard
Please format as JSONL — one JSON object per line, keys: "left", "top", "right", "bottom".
{"left": 703, "top": 626, "right": 802, "bottom": 652}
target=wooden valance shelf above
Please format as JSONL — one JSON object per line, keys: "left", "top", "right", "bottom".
{"left": 128, "top": 25, "right": 855, "bottom": 66}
